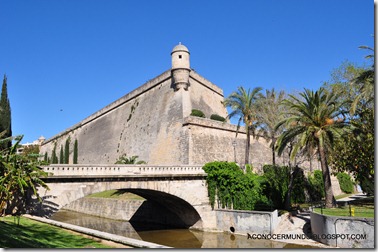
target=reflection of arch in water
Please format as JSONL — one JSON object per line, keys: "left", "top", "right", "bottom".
{"left": 126, "top": 189, "right": 201, "bottom": 230}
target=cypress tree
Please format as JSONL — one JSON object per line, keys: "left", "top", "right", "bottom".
{"left": 0, "top": 74, "right": 12, "bottom": 149}
{"left": 64, "top": 137, "right": 70, "bottom": 164}
{"left": 59, "top": 145, "right": 64, "bottom": 164}
{"left": 52, "top": 144, "right": 58, "bottom": 164}
{"left": 73, "top": 139, "right": 78, "bottom": 164}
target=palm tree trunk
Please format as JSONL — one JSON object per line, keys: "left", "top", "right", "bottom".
{"left": 285, "top": 165, "right": 300, "bottom": 210}
{"left": 318, "top": 144, "right": 336, "bottom": 208}
{"left": 271, "top": 138, "right": 276, "bottom": 166}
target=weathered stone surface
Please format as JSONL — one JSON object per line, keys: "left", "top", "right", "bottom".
{"left": 63, "top": 197, "right": 144, "bottom": 221}
{"left": 38, "top": 44, "right": 328, "bottom": 176}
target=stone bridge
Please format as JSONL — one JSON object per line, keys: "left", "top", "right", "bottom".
{"left": 37, "top": 164, "right": 217, "bottom": 231}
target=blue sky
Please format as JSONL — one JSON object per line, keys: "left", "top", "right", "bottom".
{"left": 0, "top": 0, "right": 374, "bottom": 144}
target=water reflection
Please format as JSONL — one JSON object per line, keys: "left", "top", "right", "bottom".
{"left": 50, "top": 210, "right": 312, "bottom": 248}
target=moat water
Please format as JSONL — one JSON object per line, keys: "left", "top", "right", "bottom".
{"left": 50, "top": 210, "right": 316, "bottom": 248}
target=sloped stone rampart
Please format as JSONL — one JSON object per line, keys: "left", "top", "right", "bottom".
{"left": 62, "top": 197, "right": 144, "bottom": 221}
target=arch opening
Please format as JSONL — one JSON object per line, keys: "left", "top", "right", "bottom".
{"left": 124, "top": 189, "right": 201, "bottom": 230}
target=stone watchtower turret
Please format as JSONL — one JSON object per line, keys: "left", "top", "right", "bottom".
{"left": 171, "top": 43, "right": 190, "bottom": 91}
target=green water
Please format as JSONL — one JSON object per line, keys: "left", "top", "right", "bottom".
{"left": 50, "top": 210, "right": 316, "bottom": 248}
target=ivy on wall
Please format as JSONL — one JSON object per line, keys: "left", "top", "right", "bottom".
{"left": 202, "top": 161, "right": 269, "bottom": 210}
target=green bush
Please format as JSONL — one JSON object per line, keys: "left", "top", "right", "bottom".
{"left": 261, "top": 165, "right": 290, "bottom": 209}
{"left": 336, "top": 172, "right": 354, "bottom": 194}
{"left": 307, "top": 170, "right": 324, "bottom": 201}
{"left": 210, "top": 114, "right": 226, "bottom": 122}
{"left": 202, "top": 161, "right": 269, "bottom": 210}
{"left": 115, "top": 154, "right": 146, "bottom": 164}
{"left": 291, "top": 168, "right": 306, "bottom": 204}
{"left": 260, "top": 165, "right": 308, "bottom": 209}
{"left": 190, "top": 109, "right": 205, "bottom": 118}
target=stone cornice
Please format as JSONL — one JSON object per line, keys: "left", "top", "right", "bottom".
{"left": 182, "top": 116, "right": 247, "bottom": 135}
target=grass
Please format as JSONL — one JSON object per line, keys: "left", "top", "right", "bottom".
{"left": 86, "top": 189, "right": 144, "bottom": 200}
{"left": 313, "top": 197, "right": 374, "bottom": 218}
{"left": 335, "top": 193, "right": 354, "bottom": 200}
{"left": 0, "top": 216, "right": 114, "bottom": 248}
{"left": 314, "top": 206, "right": 374, "bottom": 218}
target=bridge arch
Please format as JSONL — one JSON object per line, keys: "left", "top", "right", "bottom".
{"left": 37, "top": 173, "right": 215, "bottom": 230}
{"left": 123, "top": 188, "right": 201, "bottom": 228}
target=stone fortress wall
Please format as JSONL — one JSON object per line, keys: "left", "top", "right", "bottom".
{"left": 39, "top": 44, "right": 321, "bottom": 172}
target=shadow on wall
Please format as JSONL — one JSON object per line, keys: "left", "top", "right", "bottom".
{"left": 30, "top": 196, "right": 60, "bottom": 218}
{"left": 127, "top": 189, "right": 201, "bottom": 230}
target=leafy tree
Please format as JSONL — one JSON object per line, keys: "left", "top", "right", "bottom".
{"left": 256, "top": 88, "right": 286, "bottom": 165}
{"left": 19, "top": 145, "right": 40, "bottom": 163}
{"left": 73, "top": 139, "right": 78, "bottom": 164}
{"left": 275, "top": 87, "right": 348, "bottom": 208}
{"left": 0, "top": 75, "right": 12, "bottom": 150}
{"left": 0, "top": 135, "right": 49, "bottom": 216}
{"left": 224, "top": 86, "right": 262, "bottom": 167}
{"left": 329, "top": 108, "right": 374, "bottom": 195}
{"left": 325, "top": 45, "right": 374, "bottom": 196}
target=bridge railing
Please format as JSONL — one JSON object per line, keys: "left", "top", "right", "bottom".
{"left": 40, "top": 164, "right": 206, "bottom": 177}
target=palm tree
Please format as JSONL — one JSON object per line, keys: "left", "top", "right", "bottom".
{"left": 224, "top": 86, "right": 262, "bottom": 167}
{"left": 350, "top": 45, "right": 374, "bottom": 115}
{"left": 275, "top": 87, "right": 347, "bottom": 208}
{"left": 256, "top": 88, "right": 286, "bottom": 165}
{"left": 0, "top": 135, "right": 49, "bottom": 216}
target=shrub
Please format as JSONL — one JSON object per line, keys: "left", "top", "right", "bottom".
{"left": 115, "top": 154, "right": 146, "bottom": 164}
{"left": 210, "top": 114, "right": 226, "bottom": 122}
{"left": 245, "top": 164, "right": 253, "bottom": 174}
{"left": 307, "top": 170, "right": 324, "bottom": 201}
{"left": 202, "top": 161, "right": 269, "bottom": 210}
{"left": 190, "top": 109, "right": 205, "bottom": 118}
{"left": 291, "top": 168, "right": 306, "bottom": 204}
{"left": 336, "top": 172, "right": 354, "bottom": 194}
{"left": 261, "top": 165, "right": 290, "bottom": 209}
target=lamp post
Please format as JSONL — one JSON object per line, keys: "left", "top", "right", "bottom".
{"left": 232, "top": 140, "right": 237, "bottom": 163}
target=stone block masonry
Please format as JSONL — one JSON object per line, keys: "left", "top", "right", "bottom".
{"left": 39, "top": 44, "right": 320, "bottom": 172}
